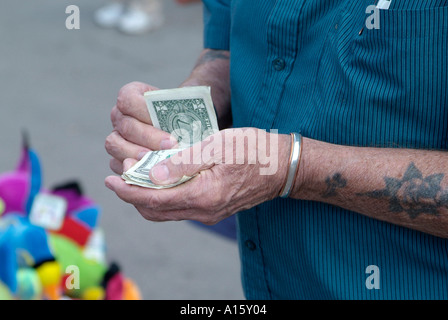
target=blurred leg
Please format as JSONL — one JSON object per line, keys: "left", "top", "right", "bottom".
{"left": 94, "top": 0, "right": 128, "bottom": 28}
{"left": 118, "top": 0, "right": 164, "bottom": 34}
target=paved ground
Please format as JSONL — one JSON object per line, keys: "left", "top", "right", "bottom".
{"left": 0, "top": 0, "right": 244, "bottom": 300}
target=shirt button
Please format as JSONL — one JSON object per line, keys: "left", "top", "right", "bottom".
{"left": 273, "top": 58, "right": 286, "bottom": 71}
{"left": 245, "top": 240, "right": 257, "bottom": 251}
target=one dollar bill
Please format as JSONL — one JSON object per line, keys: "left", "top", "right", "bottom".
{"left": 121, "top": 86, "right": 219, "bottom": 189}
{"left": 122, "top": 149, "right": 192, "bottom": 189}
{"left": 145, "top": 86, "right": 219, "bottom": 148}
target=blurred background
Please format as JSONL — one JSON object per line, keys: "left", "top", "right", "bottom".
{"left": 0, "top": 0, "right": 244, "bottom": 300}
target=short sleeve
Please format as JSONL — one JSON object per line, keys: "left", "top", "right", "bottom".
{"left": 202, "top": 0, "right": 231, "bottom": 50}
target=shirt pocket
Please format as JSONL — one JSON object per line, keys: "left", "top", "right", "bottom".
{"left": 346, "top": 6, "right": 448, "bottom": 148}
{"left": 390, "top": 0, "right": 448, "bottom": 10}
{"left": 349, "top": 7, "right": 448, "bottom": 92}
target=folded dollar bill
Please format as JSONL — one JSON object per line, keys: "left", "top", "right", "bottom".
{"left": 122, "top": 149, "right": 192, "bottom": 189}
{"left": 121, "top": 86, "right": 219, "bottom": 189}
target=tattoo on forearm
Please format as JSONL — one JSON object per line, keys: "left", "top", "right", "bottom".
{"left": 357, "top": 162, "right": 448, "bottom": 219}
{"left": 322, "top": 173, "right": 347, "bottom": 198}
{"left": 195, "top": 50, "right": 230, "bottom": 68}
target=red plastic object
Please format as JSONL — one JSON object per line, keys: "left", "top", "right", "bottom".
{"left": 53, "top": 217, "right": 91, "bottom": 247}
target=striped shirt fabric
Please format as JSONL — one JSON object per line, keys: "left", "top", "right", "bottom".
{"left": 203, "top": 0, "right": 448, "bottom": 299}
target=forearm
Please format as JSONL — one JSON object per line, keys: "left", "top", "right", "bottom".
{"left": 289, "top": 137, "right": 448, "bottom": 238}
{"left": 181, "top": 48, "right": 232, "bottom": 129}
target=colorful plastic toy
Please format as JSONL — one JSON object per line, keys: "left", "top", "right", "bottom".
{"left": 0, "top": 215, "right": 56, "bottom": 294}
{"left": 0, "top": 134, "right": 41, "bottom": 217}
{"left": 0, "top": 135, "right": 141, "bottom": 300}
{"left": 16, "top": 268, "right": 42, "bottom": 300}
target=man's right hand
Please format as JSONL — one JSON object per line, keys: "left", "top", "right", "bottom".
{"left": 105, "top": 81, "right": 177, "bottom": 175}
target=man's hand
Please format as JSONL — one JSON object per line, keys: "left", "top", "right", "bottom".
{"left": 105, "top": 81, "right": 177, "bottom": 175}
{"left": 105, "top": 129, "right": 290, "bottom": 225}
{"left": 105, "top": 48, "right": 242, "bottom": 224}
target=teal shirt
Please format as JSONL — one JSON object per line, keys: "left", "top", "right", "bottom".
{"left": 203, "top": 0, "right": 448, "bottom": 299}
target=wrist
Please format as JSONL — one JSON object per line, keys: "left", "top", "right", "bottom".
{"left": 266, "top": 133, "right": 292, "bottom": 200}
{"left": 181, "top": 50, "right": 232, "bottom": 129}
{"left": 278, "top": 133, "right": 304, "bottom": 198}
{"left": 181, "top": 76, "right": 232, "bottom": 129}
{"left": 288, "top": 136, "right": 314, "bottom": 199}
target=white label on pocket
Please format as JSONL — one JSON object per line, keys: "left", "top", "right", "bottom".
{"left": 29, "top": 193, "right": 67, "bottom": 230}
{"left": 377, "top": 0, "right": 392, "bottom": 10}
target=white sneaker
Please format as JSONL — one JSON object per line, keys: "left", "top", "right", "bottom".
{"left": 94, "top": 2, "right": 126, "bottom": 28}
{"left": 118, "top": 6, "right": 164, "bottom": 35}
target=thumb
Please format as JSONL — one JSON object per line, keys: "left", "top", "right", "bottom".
{"left": 149, "top": 144, "right": 217, "bottom": 185}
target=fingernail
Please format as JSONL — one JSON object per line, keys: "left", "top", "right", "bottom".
{"left": 137, "top": 151, "right": 149, "bottom": 160}
{"left": 160, "top": 137, "right": 177, "bottom": 150}
{"left": 151, "top": 164, "right": 170, "bottom": 182}
{"left": 123, "top": 159, "right": 133, "bottom": 172}
{"left": 104, "top": 177, "right": 113, "bottom": 190}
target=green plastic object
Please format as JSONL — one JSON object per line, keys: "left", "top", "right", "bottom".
{"left": 0, "top": 281, "right": 13, "bottom": 300}
{"left": 48, "top": 234, "right": 107, "bottom": 298}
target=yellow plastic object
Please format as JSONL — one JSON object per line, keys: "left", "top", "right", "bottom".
{"left": 0, "top": 198, "right": 5, "bottom": 216}
{"left": 82, "top": 286, "right": 105, "bottom": 300}
{"left": 36, "top": 261, "right": 61, "bottom": 287}
{"left": 0, "top": 281, "right": 13, "bottom": 300}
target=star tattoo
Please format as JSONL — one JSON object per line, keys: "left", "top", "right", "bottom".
{"left": 358, "top": 162, "right": 448, "bottom": 219}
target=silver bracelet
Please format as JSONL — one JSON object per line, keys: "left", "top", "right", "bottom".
{"left": 279, "top": 132, "right": 303, "bottom": 198}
